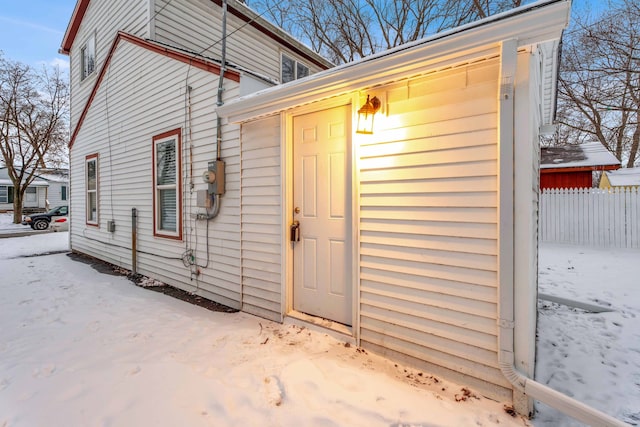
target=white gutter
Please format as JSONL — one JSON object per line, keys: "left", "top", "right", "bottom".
{"left": 497, "top": 39, "right": 628, "bottom": 427}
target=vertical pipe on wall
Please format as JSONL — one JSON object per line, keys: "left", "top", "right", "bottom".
{"left": 216, "top": 0, "right": 228, "bottom": 158}
{"left": 496, "top": 39, "right": 627, "bottom": 427}
{"left": 131, "top": 207, "right": 137, "bottom": 275}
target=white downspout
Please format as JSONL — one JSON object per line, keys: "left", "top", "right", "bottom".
{"left": 497, "top": 39, "right": 627, "bottom": 427}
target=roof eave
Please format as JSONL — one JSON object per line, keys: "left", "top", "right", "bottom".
{"left": 218, "top": 0, "right": 571, "bottom": 124}
{"left": 540, "top": 164, "right": 621, "bottom": 172}
{"left": 60, "top": 0, "right": 88, "bottom": 55}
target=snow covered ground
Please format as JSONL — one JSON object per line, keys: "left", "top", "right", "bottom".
{"left": 535, "top": 244, "right": 640, "bottom": 426}
{"left": 0, "top": 212, "right": 638, "bottom": 426}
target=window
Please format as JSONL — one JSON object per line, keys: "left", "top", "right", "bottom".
{"left": 81, "top": 34, "right": 96, "bottom": 80}
{"left": 281, "top": 53, "right": 309, "bottom": 83}
{"left": 153, "top": 129, "right": 182, "bottom": 239}
{"left": 86, "top": 154, "right": 98, "bottom": 225}
{"left": 61, "top": 185, "right": 67, "bottom": 201}
{"left": 1, "top": 186, "right": 15, "bottom": 203}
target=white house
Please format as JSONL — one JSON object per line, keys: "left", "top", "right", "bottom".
{"left": 61, "top": 0, "right": 627, "bottom": 424}
{"left": 60, "top": 0, "right": 330, "bottom": 306}
{"left": 0, "top": 167, "right": 68, "bottom": 212}
{"left": 216, "top": 1, "right": 623, "bottom": 424}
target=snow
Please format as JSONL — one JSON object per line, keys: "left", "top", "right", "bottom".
{"left": 535, "top": 244, "right": 640, "bottom": 426}
{"left": 606, "top": 167, "right": 640, "bottom": 187}
{"left": 540, "top": 141, "right": 620, "bottom": 169}
{"left": 0, "top": 212, "right": 638, "bottom": 426}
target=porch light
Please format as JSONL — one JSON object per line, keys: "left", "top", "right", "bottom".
{"left": 356, "top": 95, "right": 381, "bottom": 134}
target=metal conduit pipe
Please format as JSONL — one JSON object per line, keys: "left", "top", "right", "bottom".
{"left": 497, "top": 38, "right": 627, "bottom": 427}
{"left": 202, "top": 0, "right": 227, "bottom": 222}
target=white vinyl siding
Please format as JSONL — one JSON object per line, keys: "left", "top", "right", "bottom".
{"left": 240, "top": 116, "right": 282, "bottom": 321}
{"left": 69, "top": 0, "right": 148, "bottom": 129}
{"left": 357, "top": 59, "right": 511, "bottom": 400}
{"left": 69, "top": 40, "right": 242, "bottom": 309}
{"left": 152, "top": 0, "right": 325, "bottom": 84}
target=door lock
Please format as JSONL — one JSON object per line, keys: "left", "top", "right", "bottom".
{"left": 290, "top": 220, "right": 300, "bottom": 242}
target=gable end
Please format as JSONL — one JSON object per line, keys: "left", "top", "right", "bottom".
{"left": 69, "top": 31, "right": 240, "bottom": 149}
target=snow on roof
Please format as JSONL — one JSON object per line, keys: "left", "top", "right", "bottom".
{"left": 540, "top": 142, "right": 620, "bottom": 169}
{"left": 605, "top": 167, "right": 640, "bottom": 187}
{"left": 0, "top": 179, "right": 49, "bottom": 186}
{"left": 34, "top": 170, "right": 69, "bottom": 183}
{"left": 0, "top": 167, "right": 66, "bottom": 186}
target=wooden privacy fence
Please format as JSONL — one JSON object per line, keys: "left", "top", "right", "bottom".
{"left": 539, "top": 188, "right": 640, "bottom": 248}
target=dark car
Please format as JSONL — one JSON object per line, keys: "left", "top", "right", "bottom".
{"left": 22, "top": 205, "right": 68, "bottom": 230}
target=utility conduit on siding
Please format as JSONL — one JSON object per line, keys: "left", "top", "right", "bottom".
{"left": 497, "top": 38, "right": 628, "bottom": 427}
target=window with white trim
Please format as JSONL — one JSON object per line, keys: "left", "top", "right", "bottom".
{"left": 281, "top": 53, "right": 309, "bottom": 83}
{"left": 81, "top": 33, "right": 96, "bottom": 80}
{"left": 0, "top": 186, "right": 7, "bottom": 203}
{"left": 153, "top": 129, "right": 181, "bottom": 239}
{"left": 86, "top": 154, "right": 98, "bottom": 225}
{"left": 61, "top": 185, "right": 67, "bottom": 201}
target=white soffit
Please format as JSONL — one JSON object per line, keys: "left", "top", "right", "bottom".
{"left": 218, "top": 0, "right": 571, "bottom": 124}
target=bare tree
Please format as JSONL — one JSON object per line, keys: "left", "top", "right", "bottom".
{"left": 247, "top": 0, "right": 523, "bottom": 64}
{"left": 0, "top": 55, "right": 69, "bottom": 223}
{"left": 556, "top": 0, "right": 640, "bottom": 167}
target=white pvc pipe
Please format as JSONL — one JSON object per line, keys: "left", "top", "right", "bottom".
{"left": 497, "top": 33, "right": 628, "bottom": 427}
{"left": 538, "top": 292, "right": 614, "bottom": 313}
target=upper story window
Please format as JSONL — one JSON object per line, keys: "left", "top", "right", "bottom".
{"left": 153, "top": 129, "right": 182, "bottom": 239}
{"left": 81, "top": 34, "right": 96, "bottom": 80}
{"left": 281, "top": 53, "right": 309, "bottom": 84}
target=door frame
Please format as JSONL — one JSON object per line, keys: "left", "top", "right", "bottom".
{"left": 281, "top": 93, "right": 361, "bottom": 340}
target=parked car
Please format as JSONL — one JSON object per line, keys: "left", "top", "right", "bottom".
{"left": 22, "top": 205, "right": 68, "bottom": 230}
{"left": 49, "top": 216, "right": 69, "bottom": 232}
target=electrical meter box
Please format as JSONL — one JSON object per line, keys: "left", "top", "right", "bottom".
{"left": 202, "top": 160, "right": 225, "bottom": 195}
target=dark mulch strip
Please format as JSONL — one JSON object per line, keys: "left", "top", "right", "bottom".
{"left": 143, "top": 285, "right": 238, "bottom": 313}
{"left": 19, "top": 250, "right": 70, "bottom": 258}
{"left": 68, "top": 251, "right": 123, "bottom": 275}
{"left": 67, "top": 251, "right": 238, "bottom": 313}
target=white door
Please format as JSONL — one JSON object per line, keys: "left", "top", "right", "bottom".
{"left": 292, "top": 105, "right": 352, "bottom": 326}
{"left": 24, "top": 187, "right": 38, "bottom": 207}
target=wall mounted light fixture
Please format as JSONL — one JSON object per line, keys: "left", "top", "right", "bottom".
{"left": 356, "top": 95, "right": 381, "bottom": 134}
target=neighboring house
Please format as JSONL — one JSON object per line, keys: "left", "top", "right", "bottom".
{"left": 540, "top": 141, "right": 620, "bottom": 189}
{"left": 600, "top": 166, "right": 640, "bottom": 190}
{"left": 62, "top": 0, "right": 621, "bottom": 424}
{"left": 0, "top": 167, "right": 69, "bottom": 212}
{"left": 34, "top": 169, "right": 70, "bottom": 209}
